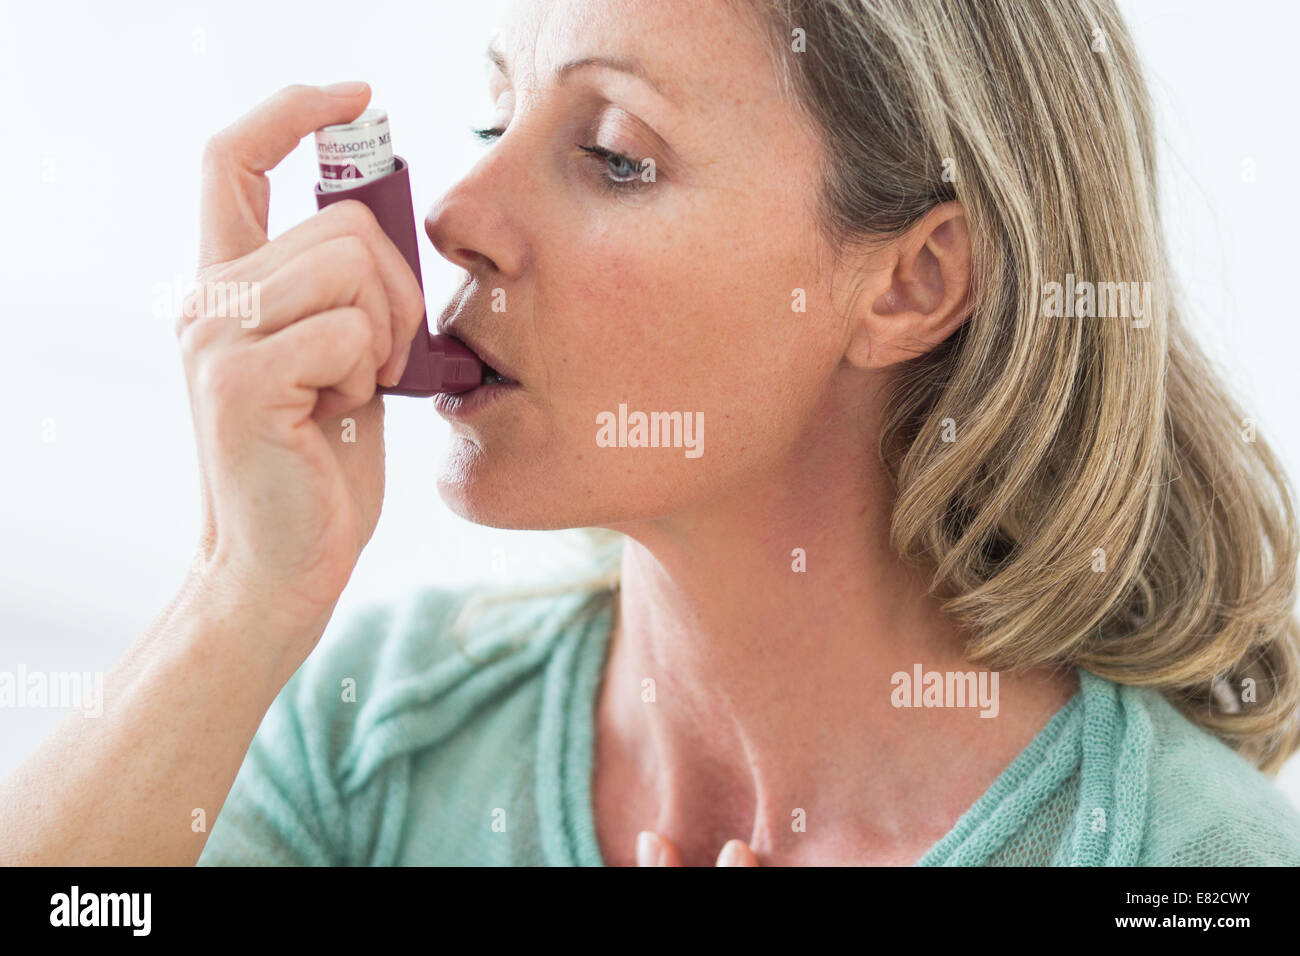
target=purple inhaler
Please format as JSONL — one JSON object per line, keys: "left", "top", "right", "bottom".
{"left": 313, "top": 111, "right": 482, "bottom": 396}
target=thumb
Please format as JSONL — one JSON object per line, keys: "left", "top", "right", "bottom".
{"left": 199, "top": 82, "right": 372, "bottom": 269}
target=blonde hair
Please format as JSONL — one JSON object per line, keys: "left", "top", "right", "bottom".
{"left": 458, "top": 0, "right": 1300, "bottom": 774}
{"left": 742, "top": 0, "right": 1300, "bottom": 772}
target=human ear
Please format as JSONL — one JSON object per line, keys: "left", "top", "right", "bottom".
{"left": 843, "top": 201, "right": 972, "bottom": 370}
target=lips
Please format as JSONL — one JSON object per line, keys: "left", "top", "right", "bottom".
{"left": 436, "top": 325, "right": 518, "bottom": 387}
{"left": 429, "top": 324, "right": 524, "bottom": 420}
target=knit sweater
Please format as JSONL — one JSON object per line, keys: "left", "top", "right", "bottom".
{"left": 196, "top": 583, "right": 1300, "bottom": 866}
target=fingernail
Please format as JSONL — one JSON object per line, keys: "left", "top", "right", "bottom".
{"left": 378, "top": 350, "right": 407, "bottom": 389}
{"left": 389, "top": 345, "right": 410, "bottom": 386}
{"left": 636, "top": 831, "right": 658, "bottom": 867}
{"left": 322, "top": 81, "right": 368, "bottom": 98}
{"left": 716, "top": 839, "right": 744, "bottom": 866}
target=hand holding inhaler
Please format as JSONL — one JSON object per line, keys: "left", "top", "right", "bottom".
{"left": 178, "top": 82, "right": 434, "bottom": 649}
{"left": 0, "top": 84, "right": 481, "bottom": 867}
{"left": 0, "top": 84, "right": 456, "bottom": 866}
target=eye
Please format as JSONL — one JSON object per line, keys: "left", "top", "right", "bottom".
{"left": 469, "top": 127, "right": 653, "bottom": 194}
{"left": 579, "top": 145, "right": 641, "bottom": 181}
{"left": 578, "top": 144, "right": 651, "bottom": 192}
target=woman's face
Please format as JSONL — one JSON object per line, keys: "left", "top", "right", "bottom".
{"left": 426, "top": 0, "right": 854, "bottom": 530}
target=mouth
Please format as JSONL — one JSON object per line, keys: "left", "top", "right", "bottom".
{"left": 431, "top": 326, "right": 523, "bottom": 419}
{"left": 438, "top": 325, "right": 519, "bottom": 389}
{"left": 431, "top": 371, "right": 520, "bottom": 420}
{"left": 478, "top": 361, "right": 515, "bottom": 387}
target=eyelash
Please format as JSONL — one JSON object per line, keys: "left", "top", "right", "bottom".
{"left": 470, "top": 126, "right": 649, "bottom": 193}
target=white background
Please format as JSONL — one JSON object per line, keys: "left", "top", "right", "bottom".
{"left": 1, "top": 1, "right": 1298, "bottom": 806}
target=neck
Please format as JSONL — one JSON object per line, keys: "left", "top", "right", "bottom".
{"left": 594, "top": 375, "right": 1077, "bottom": 866}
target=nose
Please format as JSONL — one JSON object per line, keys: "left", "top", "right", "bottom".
{"left": 424, "top": 162, "right": 527, "bottom": 279}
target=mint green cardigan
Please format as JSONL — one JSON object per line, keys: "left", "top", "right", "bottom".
{"left": 197, "top": 585, "right": 1300, "bottom": 866}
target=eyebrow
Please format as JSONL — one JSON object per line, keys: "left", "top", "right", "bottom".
{"left": 487, "top": 44, "right": 670, "bottom": 101}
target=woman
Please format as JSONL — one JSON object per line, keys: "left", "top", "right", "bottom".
{"left": 3, "top": 0, "right": 1299, "bottom": 867}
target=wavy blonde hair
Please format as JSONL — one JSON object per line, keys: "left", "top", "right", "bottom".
{"left": 735, "top": 0, "right": 1300, "bottom": 772}
{"left": 457, "top": 0, "right": 1300, "bottom": 774}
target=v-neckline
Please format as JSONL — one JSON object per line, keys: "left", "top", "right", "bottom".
{"left": 541, "top": 588, "right": 1085, "bottom": 866}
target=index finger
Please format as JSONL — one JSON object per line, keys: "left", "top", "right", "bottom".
{"left": 198, "top": 82, "right": 372, "bottom": 270}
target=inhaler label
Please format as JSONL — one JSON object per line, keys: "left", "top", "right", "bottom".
{"left": 315, "top": 112, "right": 395, "bottom": 191}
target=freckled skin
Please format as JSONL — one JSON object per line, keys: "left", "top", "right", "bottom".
{"left": 424, "top": 0, "right": 851, "bottom": 530}
{"left": 420, "top": 0, "right": 1072, "bottom": 868}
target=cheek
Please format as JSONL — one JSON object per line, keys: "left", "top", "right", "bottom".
{"left": 534, "top": 222, "right": 839, "bottom": 477}
{"left": 538, "top": 238, "right": 731, "bottom": 426}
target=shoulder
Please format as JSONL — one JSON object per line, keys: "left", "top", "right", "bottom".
{"left": 294, "top": 582, "right": 612, "bottom": 787}
{"left": 1105, "top": 679, "right": 1300, "bottom": 866}
{"left": 199, "top": 580, "right": 614, "bottom": 865}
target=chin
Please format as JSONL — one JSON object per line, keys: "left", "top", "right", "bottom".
{"left": 434, "top": 441, "right": 570, "bottom": 531}
{"left": 434, "top": 433, "right": 708, "bottom": 532}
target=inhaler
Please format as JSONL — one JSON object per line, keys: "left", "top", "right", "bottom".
{"left": 314, "top": 110, "right": 482, "bottom": 396}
